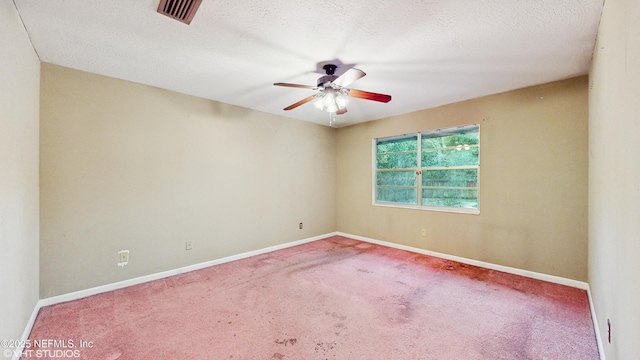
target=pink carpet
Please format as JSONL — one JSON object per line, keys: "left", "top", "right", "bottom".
{"left": 27, "top": 236, "right": 599, "bottom": 359}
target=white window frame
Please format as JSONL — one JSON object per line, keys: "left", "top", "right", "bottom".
{"left": 372, "top": 124, "right": 480, "bottom": 214}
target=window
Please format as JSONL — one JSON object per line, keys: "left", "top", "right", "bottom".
{"left": 374, "top": 124, "right": 480, "bottom": 213}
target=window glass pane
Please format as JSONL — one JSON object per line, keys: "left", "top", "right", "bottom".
{"left": 376, "top": 135, "right": 418, "bottom": 153}
{"left": 422, "top": 188, "right": 478, "bottom": 208}
{"left": 377, "top": 171, "right": 416, "bottom": 186}
{"left": 374, "top": 124, "right": 479, "bottom": 212}
{"left": 377, "top": 153, "right": 418, "bottom": 169}
{"left": 422, "top": 147, "right": 479, "bottom": 167}
{"left": 422, "top": 169, "right": 478, "bottom": 188}
{"left": 422, "top": 126, "right": 479, "bottom": 149}
{"left": 377, "top": 187, "right": 417, "bottom": 204}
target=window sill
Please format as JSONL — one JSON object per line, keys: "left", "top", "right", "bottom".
{"left": 373, "top": 202, "right": 480, "bottom": 215}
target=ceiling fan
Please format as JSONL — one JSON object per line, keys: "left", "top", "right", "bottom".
{"left": 274, "top": 64, "right": 392, "bottom": 122}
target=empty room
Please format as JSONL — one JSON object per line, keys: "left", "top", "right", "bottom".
{"left": 2, "top": 0, "right": 638, "bottom": 359}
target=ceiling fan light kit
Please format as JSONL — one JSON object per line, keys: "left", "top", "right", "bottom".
{"left": 313, "top": 90, "right": 349, "bottom": 113}
{"left": 274, "top": 62, "right": 392, "bottom": 125}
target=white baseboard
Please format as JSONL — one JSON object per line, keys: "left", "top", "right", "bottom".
{"left": 12, "top": 303, "right": 41, "bottom": 360}
{"left": 337, "top": 232, "right": 605, "bottom": 358}
{"left": 36, "top": 230, "right": 590, "bottom": 305}
{"left": 20, "top": 233, "right": 336, "bottom": 353}
{"left": 586, "top": 285, "right": 606, "bottom": 360}
{"left": 39, "top": 232, "right": 335, "bottom": 307}
{"left": 336, "top": 232, "right": 589, "bottom": 289}
{"left": 338, "top": 232, "right": 604, "bottom": 358}
{"left": 25, "top": 231, "right": 603, "bottom": 359}
{"left": 16, "top": 234, "right": 332, "bottom": 358}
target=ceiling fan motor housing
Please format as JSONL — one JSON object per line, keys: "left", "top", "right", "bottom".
{"left": 317, "top": 63, "right": 339, "bottom": 87}
{"left": 323, "top": 64, "right": 338, "bottom": 75}
{"left": 317, "top": 75, "right": 338, "bottom": 87}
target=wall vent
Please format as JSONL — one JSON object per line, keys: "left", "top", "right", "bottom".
{"left": 157, "top": 0, "right": 202, "bottom": 25}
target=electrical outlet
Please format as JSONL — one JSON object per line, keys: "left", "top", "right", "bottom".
{"left": 117, "top": 250, "right": 129, "bottom": 267}
{"left": 299, "top": 222, "right": 303, "bottom": 229}
{"left": 185, "top": 241, "right": 193, "bottom": 250}
{"left": 421, "top": 229, "right": 427, "bottom": 237}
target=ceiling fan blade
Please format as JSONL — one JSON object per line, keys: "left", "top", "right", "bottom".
{"left": 274, "top": 82, "right": 317, "bottom": 90}
{"left": 346, "top": 89, "right": 392, "bottom": 103}
{"left": 283, "top": 95, "right": 317, "bottom": 110}
{"left": 333, "top": 68, "right": 366, "bottom": 87}
{"left": 336, "top": 108, "right": 348, "bottom": 115}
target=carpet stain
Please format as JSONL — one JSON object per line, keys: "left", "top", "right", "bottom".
{"left": 354, "top": 242, "right": 375, "bottom": 251}
{"left": 274, "top": 338, "right": 297, "bottom": 346}
{"left": 285, "top": 250, "right": 361, "bottom": 276}
{"left": 333, "top": 322, "right": 346, "bottom": 336}
{"left": 325, "top": 311, "right": 347, "bottom": 321}
{"left": 314, "top": 341, "right": 337, "bottom": 353}
{"left": 271, "top": 353, "right": 285, "bottom": 359}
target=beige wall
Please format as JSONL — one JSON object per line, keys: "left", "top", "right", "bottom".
{"left": 40, "top": 64, "right": 336, "bottom": 297}
{"left": 589, "top": 0, "right": 640, "bottom": 358}
{"left": 0, "top": 0, "right": 40, "bottom": 344}
{"left": 337, "top": 77, "right": 588, "bottom": 281}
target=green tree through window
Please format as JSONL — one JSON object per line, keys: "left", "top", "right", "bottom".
{"left": 375, "top": 124, "right": 479, "bottom": 212}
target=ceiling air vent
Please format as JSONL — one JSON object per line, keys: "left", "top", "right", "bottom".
{"left": 157, "top": 0, "right": 202, "bottom": 25}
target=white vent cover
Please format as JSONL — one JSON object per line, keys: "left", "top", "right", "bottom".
{"left": 157, "top": 0, "right": 202, "bottom": 25}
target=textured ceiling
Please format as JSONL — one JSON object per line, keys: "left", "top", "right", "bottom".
{"left": 14, "top": 0, "right": 603, "bottom": 127}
